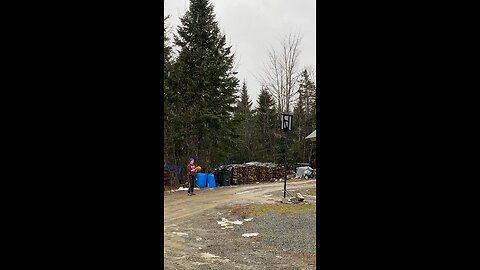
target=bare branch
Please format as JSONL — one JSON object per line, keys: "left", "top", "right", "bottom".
{"left": 257, "top": 32, "right": 303, "bottom": 113}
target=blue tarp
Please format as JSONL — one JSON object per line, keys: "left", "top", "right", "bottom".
{"left": 164, "top": 164, "right": 184, "bottom": 181}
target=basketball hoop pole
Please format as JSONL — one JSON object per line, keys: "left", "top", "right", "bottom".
{"left": 283, "top": 135, "right": 287, "bottom": 198}
{"left": 280, "top": 113, "right": 293, "bottom": 199}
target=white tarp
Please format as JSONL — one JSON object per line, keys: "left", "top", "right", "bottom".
{"left": 296, "top": 166, "right": 314, "bottom": 178}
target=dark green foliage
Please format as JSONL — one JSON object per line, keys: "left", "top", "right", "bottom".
{"left": 252, "top": 87, "right": 278, "bottom": 162}
{"left": 163, "top": 1, "right": 316, "bottom": 170}
{"left": 291, "top": 69, "right": 316, "bottom": 163}
{"left": 164, "top": 0, "right": 239, "bottom": 170}
{"left": 232, "top": 81, "right": 254, "bottom": 163}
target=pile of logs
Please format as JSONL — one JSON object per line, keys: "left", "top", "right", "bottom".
{"left": 227, "top": 162, "right": 286, "bottom": 185}
{"left": 164, "top": 167, "right": 178, "bottom": 189}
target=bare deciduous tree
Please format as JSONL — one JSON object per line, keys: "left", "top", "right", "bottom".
{"left": 304, "top": 65, "right": 316, "bottom": 86}
{"left": 258, "top": 32, "right": 302, "bottom": 114}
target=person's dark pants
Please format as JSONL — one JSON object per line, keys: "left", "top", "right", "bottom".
{"left": 188, "top": 175, "right": 195, "bottom": 194}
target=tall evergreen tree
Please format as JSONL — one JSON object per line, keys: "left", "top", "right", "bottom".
{"left": 253, "top": 86, "right": 278, "bottom": 162}
{"left": 173, "top": 0, "right": 239, "bottom": 169}
{"left": 300, "top": 69, "right": 316, "bottom": 131}
{"left": 235, "top": 81, "right": 253, "bottom": 120}
{"left": 291, "top": 69, "right": 316, "bottom": 163}
{"left": 164, "top": 15, "right": 174, "bottom": 163}
{"left": 164, "top": 15, "right": 187, "bottom": 165}
{"left": 292, "top": 86, "right": 306, "bottom": 162}
{"left": 233, "top": 81, "right": 253, "bottom": 162}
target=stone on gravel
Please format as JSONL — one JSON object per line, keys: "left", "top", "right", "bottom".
{"left": 281, "top": 198, "right": 292, "bottom": 204}
{"left": 201, "top": 252, "right": 220, "bottom": 259}
{"left": 296, "top": 193, "right": 305, "bottom": 201}
{"left": 242, "top": 233, "right": 259, "bottom": 237}
{"left": 192, "top": 262, "right": 209, "bottom": 266}
{"left": 201, "top": 253, "right": 230, "bottom": 263}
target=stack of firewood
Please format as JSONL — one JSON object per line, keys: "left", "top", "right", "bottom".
{"left": 256, "top": 165, "right": 275, "bottom": 182}
{"left": 228, "top": 162, "right": 286, "bottom": 184}
{"left": 273, "top": 166, "right": 286, "bottom": 179}
{"left": 231, "top": 164, "right": 246, "bottom": 185}
{"left": 245, "top": 165, "right": 256, "bottom": 184}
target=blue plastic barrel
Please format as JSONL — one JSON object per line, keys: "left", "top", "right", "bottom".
{"left": 195, "top": 173, "right": 207, "bottom": 188}
{"left": 207, "top": 173, "right": 216, "bottom": 188}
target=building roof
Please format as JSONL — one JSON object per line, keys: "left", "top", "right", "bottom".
{"left": 305, "top": 130, "right": 316, "bottom": 141}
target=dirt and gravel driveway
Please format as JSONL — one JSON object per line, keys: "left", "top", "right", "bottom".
{"left": 164, "top": 179, "right": 317, "bottom": 269}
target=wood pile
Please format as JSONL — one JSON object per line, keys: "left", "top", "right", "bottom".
{"left": 228, "top": 162, "right": 285, "bottom": 185}
{"left": 273, "top": 166, "right": 286, "bottom": 179}
{"left": 164, "top": 167, "right": 178, "bottom": 188}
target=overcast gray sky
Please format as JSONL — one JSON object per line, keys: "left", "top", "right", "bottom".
{"left": 164, "top": 0, "right": 316, "bottom": 108}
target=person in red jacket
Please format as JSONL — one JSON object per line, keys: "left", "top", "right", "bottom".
{"left": 186, "top": 158, "right": 196, "bottom": 196}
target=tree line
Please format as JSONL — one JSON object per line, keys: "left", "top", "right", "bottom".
{"left": 164, "top": 0, "right": 316, "bottom": 171}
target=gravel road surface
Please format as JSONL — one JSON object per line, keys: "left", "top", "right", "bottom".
{"left": 164, "top": 180, "right": 316, "bottom": 269}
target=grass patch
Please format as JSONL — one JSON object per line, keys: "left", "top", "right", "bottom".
{"left": 303, "top": 188, "right": 316, "bottom": 196}
{"left": 229, "top": 202, "right": 316, "bottom": 218}
{"left": 296, "top": 188, "right": 316, "bottom": 196}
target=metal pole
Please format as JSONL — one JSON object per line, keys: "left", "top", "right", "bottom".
{"left": 284, "top": 136, "right": 287, "bottom": 198}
